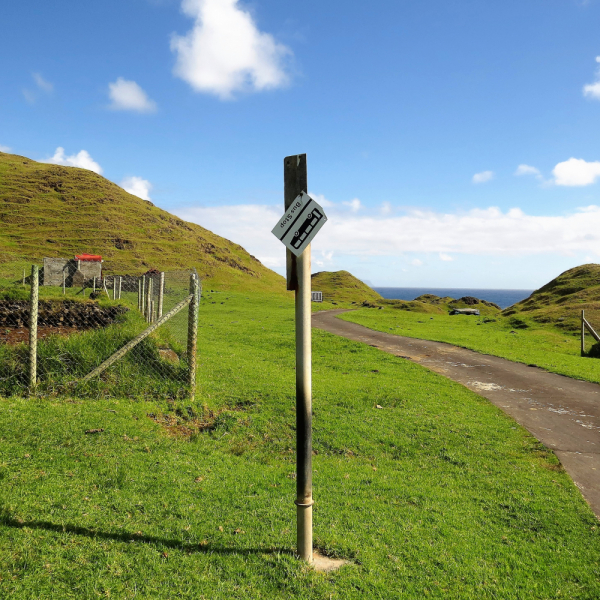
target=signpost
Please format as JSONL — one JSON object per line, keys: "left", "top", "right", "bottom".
{"left": 271, "top": 191, "right": 327, "bottom": 257}
{"left": 273, "top": 154, "right": 327, "bottom": 563}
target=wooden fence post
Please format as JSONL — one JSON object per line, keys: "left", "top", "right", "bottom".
{"left": 188, "top": 273, "right": 199, "bottom": 402}
{"left": 29, "top": 265, "right": 39, "bottom": 390}
{"left": 62, "top": 269, "right": 66, "bottom": 295}
{"left": 141, "top": 276, "right": 146, "bottom": 314}
{"left": 118, "top": 276, "right": 122, "bottom": 300}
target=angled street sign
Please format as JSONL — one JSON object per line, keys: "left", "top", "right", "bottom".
{"left": 271, "top": 192, "right": 327, "bottom": 256}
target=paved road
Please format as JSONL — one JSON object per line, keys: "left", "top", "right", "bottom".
{"left": 313, "top": 309, "right": 600, "bottom": 518}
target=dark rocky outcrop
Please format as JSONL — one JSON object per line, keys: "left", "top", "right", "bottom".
{"left": 0, "top": 300, "right": 128, "bottom": 329}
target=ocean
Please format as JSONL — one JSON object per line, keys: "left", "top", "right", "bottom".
{"left": 372, "top": 287, "right": 534, "bottom": 310}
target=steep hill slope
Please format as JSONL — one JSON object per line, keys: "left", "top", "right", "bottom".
{"left": 0, "top": 151, "right": 285, "bottom": 292}
{"left": 503, "top": 263, "right": 600, "bottom": 332}
{"left": 311, "top": 270, "right": 382, "bottom": 304}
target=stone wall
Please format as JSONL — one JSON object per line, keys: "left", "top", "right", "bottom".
{"left": 42, "top": 258, "right": 102, "bottom": 287}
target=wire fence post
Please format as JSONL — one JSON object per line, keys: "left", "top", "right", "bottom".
{"left": 158, "top": 272, "right": 165, "bottom": 318}
{"left": 118, "top": 276, "right": 122, "bottom": 300}
{"left": 28, "top": 265, "right": 39, "bottom": 391}
{"left": 582, "top": 310, "right": 585, "bottom": 357}
{"left": 146, "top": 277, "right": 152, "bottom": 322}
{"left": 22, "top": 268, "right": 26, "bottom": 286}
{"left": 62, "top": 269, "right": 66, "bottom": 295}
{"left": 187, "top": 273, "right": 199, "bottom": 402}
{"left": 141, "top": 276, "right": 146, "bottom": 315}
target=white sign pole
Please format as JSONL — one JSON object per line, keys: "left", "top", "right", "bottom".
{"left": 284, "top": 154, "right": 313, "bottom": 563}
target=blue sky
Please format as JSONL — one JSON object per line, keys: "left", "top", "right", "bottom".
{"left": 2, "top": 0, "right": 600, "bottom": 289}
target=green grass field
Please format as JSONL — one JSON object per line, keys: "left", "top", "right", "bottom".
{"left": 339, "top": 307, "right": 600, "bottom": 384}
{"left": 1, "top": 292, "right": 599, "bottom": 599}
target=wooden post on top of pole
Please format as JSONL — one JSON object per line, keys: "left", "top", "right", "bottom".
{"left": 284, "top": 153, "right": 313, "bottom": 563}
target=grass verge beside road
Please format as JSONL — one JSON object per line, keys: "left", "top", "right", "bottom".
{"left": 340, "top": 307, "right": 600, "bottom": 384}
{"left": 0, "top": 293, "right": 599, "bottom": 598}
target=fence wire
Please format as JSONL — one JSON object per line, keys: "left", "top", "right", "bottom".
{"left": 0, "top": 267, "right": 200, "bottom": 400}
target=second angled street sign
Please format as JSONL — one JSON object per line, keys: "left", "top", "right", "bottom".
{"left": 271, "top": 192, "right": 328, "bottom": 256}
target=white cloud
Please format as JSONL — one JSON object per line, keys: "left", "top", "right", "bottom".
{"left": 23, "top": 73, "right": 53, "bottom": 105}
{"left": 44, "top": 147, "right": 103, "bottom": 174}
{"left": 170, "top": 0, "right": 291, "bottom": 99}
{"left": 120, "top": 176, "right": 152, "bottom": 200}
{"left": 439, "top": 253, "right": 453, "bottom": 261}
{"left": 472, "top": 171, "right": 494, "bottom": 184}
{"left": 583, "top": 57, "right": 600, "bottom": 100}
{"left": 22, "top": 89, "right": 36, "bottom": 105}
{"left": 0, "top": 145, "right": 11, "bottom": 153}
{"left": 583, "top": 81, "right": 600, "bottom": 99}
{"left": 380, "top": 201, "right": 392, "bottom": 215}
{"left": 553, "top": 157, "right": 600, "bottom": 186}
{"left": 308, "top": 192, "right": 334, "bottom": 208}
{"left": 411, "top": 259, "right": 423, "bottom": 267}
{"left": 515, "top": 164, "right": 542, "bottom": 178}
{"left": 175, "top": 203, "right": 284, "bottom": 267}
{"left": 33, "top": 72, "right": 53, "bottom": 93}
{"left": 108, "top": 78, "right": 157, "bottom": 113}
{"left": 343, "top": 198, "right": 361, "bottom": 212}
{"left": 174, "top": 202, "right": 600, "bottom": 269}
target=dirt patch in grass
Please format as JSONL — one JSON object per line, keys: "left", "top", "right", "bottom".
{"left": 0, "top": 325, "right": 81, "bottom": 345}
{"left": 147, "top": 403, "right": 250, "bottom": 439}
{"left": 147, "top": 411, "right": 215, "bottom": 438}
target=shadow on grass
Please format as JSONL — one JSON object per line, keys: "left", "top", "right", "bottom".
{"left": 0, "top": 511, "right": 292, "bottom": 556}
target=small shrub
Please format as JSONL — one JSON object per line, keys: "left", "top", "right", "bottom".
{"left": 587, "top": 342, "right": 600, "bottom": 358}
{"left": 508, "top": 317, "right": 529, "bottom": 329}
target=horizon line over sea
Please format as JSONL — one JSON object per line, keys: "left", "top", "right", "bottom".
{"left": 372, "top": 287, "right": 534, "bottom": 310}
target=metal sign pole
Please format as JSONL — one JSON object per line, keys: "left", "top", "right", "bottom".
{"left": 284, "top": 154, "right": 313, "bottom": 562}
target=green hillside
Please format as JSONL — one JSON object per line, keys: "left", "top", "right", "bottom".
{"left": 311, "top": 270, "right": 382, "bottom": 304}
{"left": 0, "top": 151, "right": 285, "bottom": 293}
{"left": 503, "top": 263, "right": 600, "bottom": 332}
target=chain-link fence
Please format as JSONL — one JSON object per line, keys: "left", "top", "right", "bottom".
{"left": 0, "top": 266, "right": 200, "bottom": 400}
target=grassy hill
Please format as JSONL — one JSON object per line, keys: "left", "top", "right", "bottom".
{"left": 310, "top": 270, "right": 382, "bottom": 304}
{"left": 0, "top": 151, "right": 285, "bottom": 293}
{"left": 503, "top": 263, "right": 600, "bottom": 332}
